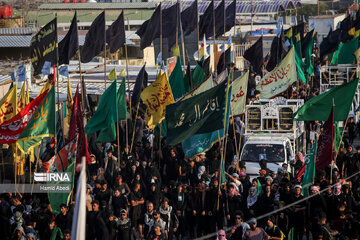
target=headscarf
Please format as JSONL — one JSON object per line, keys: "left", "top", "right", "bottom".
{"left": 198, "top": 165, "right": 206, "bottom": 179}
{"left": 310, "top": 185, "right": 320, "bottom": 194}
{"left": 247, "top": 187, "right": 258, "bottom": 208}
{"left": 296, "top": 152, "right": 304, "bottom": 164}
{"left": 334, "top": 183, "right": 342, "bottom": 196}
{"left": 229, "top": 183, "right": 240, "bottom": 196}
{"left": 216, "top": 229, "right": 227, "bottom": 240}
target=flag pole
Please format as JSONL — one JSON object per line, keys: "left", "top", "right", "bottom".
{"left": 330, "top": 99, "right": 335, "bottom": 184}
{"left": 104, "top": 10, "right": 107, "bottom": 89}
{"left": 115, "top": 78, "right": 121, "bottom": 165}
{"left": 76, "top": 39, "right": 85, "bottom": 113}
{"left": 76, "top": 13, "right": 86, "bottom": 114}
{"left": 196, "top": 0, "right": 200, "bottom": 53}
{"left": 223, "top": 0, "right": 226, "bottom": 73}
{"left": 175, "top": 1, "right": 179, "bottom": 48}
{"left": 213, "top": 0, "right": 216, "bottom": 74}
{"left": 160, "top": 3, "right": 163, "bottom": 64}
{"left": 125, "top": 17, "right": 131, "bottom": 145}
{"left": 55, "top": 14, "right": 60, "bottom": 154}
{"left": 130, "top": 103, "right": 140, "bottom": 153}
{"left": 217, "top": 72, "right": 231, "bottom": 211}
{"left": 179, "top": 0, "right": 187, "bottom": 67}
{"left": 251, "top": 0, "right": 254, "bottom": 31}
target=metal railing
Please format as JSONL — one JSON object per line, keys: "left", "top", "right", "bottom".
{"left": 234, "top": 43, "right": 252, "bottom": 57}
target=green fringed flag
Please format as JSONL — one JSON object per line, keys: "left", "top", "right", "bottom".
{"left": 17, "top": 87, "right": 56, "bottom": 153}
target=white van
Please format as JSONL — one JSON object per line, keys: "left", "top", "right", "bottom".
{"left": 239, "top": 134, "right": 294, "bottom": 179}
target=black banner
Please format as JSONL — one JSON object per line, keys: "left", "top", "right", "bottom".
{"left": 30, "top": 18, "right": 57, "bottom": 76}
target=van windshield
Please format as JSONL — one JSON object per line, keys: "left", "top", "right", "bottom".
{"left": 241, "top": 144, "right": 285, "bottom": 162}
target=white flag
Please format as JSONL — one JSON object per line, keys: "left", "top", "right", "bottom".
{"left": 230, "top": 71, "right": 249, "bottom": 116}
{"left": 71, "top": 157, "right": 87, "bottom": 240}
{"left": 256, "top": 46, "right": 297, "bottom": 99}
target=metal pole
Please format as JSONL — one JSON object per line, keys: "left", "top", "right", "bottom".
{"left": 104, "top": 10, "right": 107, "bottom": 89}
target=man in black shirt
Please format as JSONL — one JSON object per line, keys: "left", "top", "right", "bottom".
{"left": 117, "top": 209, "right": 131, "bottom": 240}
{"left": 55, "top": 204, "right": 72, "bottom": 233}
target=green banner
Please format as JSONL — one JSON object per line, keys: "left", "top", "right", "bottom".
{"left": 302, "top": 139, "right": 318, "bottom": 197}
{"left": 166, "top": 81, "right": 228, "bottom": 146}
{"left": 17, "top": 87, "right": 55, "bottom": 153}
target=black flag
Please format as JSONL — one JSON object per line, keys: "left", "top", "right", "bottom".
{"left": 106, "top": 11, "right": 126, "bottom": 53}
{"left": 214, "top": 0, "right": 225, "bottom": 38}
{"left": 301, "top": 29, "right": 315, "bottom": 57}
{"left": 339, "top": 15, "right": 353, "bottom": 42}
{"left": 81, "top": 76, "right": 92, "bottom": 117}
{"left": 244, "top": 37, "right": 263, "bottom": 76}
{"left": 198, "top": 56, "right": 211, "bottom": 77}
{"left": 215, "top": 0, "right": 236, "bottom": 38}
{"left": 136, "top": 5, "right": 161, "bottom": 50}
{"left": 199, "top": 0, "right": 214, "bottom": 39}
{"left": 266, "top": 29, "right": 285, "bottom": 72}
{"left": 217, "top": 48, "right": 231, "bottom": 74}
{"left": 181, "top": 0, "right": 198, "bottom": 36}
{"left": 320, "top": 28, "right": 340, "bottom": 60}
{"left": 292, "top": 22, "right": 304, "bottom": 42}
{"left": 81, "top": 11, "right": 105, "bottom": 63}
{"left": 163, "top": 3, "right": 180, "bottom": 49}
{"left": 59, "top": 13, "right": 79, "bottom": 65}
{"left": 30, "top": 18, "right": 57, "bottom": 75}
{"left": 131, "top": 65, "right": 148, "bottom": 108}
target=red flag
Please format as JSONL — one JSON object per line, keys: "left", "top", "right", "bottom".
{"left": 69, "top": 85, "right": 91, "bottom": 165}
{"left": 294, "top": 164, "right": 305, "bottom": 182}
{"left": 0, "top": 90, "right": 49, "bottom": 144}
{"left": 42, "top": 138, "right": 77, "bottom": 172}
{"left": 316, "top": 106, "right": 334, "bottom": 170}
{"left": 294, "top": 107, "right": 334, "bottom": 181}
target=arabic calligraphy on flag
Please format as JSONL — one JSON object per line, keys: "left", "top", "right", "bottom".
{"left": 0, "top": 86, "right": 16, "bottom": 125}
{"left": 141, "top": 72, "right": 174, "bottom": 129}
{"left": 30, "top": 18, "right": 58, "bottom": 76}
{"left": 230, "top": 71, "right": 249, "bottom": 116}
{"left": 256, "top": 46, "right": 297, "bottom": 99}
{"left": 0, "top": 90, "right": 49, "bottom": 144}
{"left": 166, "top": 81, "right": 228, "bottom": 146}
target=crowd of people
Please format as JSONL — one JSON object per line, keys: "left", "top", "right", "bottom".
{"left": 2, "top": 46, "right": 360, "bottom": 240}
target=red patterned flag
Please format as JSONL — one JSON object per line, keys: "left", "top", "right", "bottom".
{"left": 0, "top": 90, "right": 48, "bottom": 144}
{"left": 42, "top": 138, "right": 77, "bottom": 173}
{"left": 69, "top": 85, "right": 91, "bottom": 165}
{"left": 316, "top": 106, "right": 334, "bottom": 170}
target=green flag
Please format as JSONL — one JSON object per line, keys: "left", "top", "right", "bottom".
{"left": 295, "top": 34, "right": 306, "bottom": 84}
{"left": 182, "top": 85, "right": 232, "bottom": 159}
{"left": 302, "top": 138, "right": 318, "bottom": 197}
{"left": 96, "top": 77, "right": 127, "bottom": 142}
{"left": 117, "top": 77, "right": 127, "bottom": 120}
{"left": 288, "top": 228, "right": 294, "bottom": 240}
{"left": 169, "top": 57, "right": 185, "bottom": 100}
{"left": 332, "top": 37, "right": 359, "bottom": 64}
{"left": 293, "top": 79, "right": 359, "bottom": 121}
{"left": 220, "top": 156, "right": 226, "bottom": 184}
{"left": 97, "top": 124, "right": 116, "bottom": 143}
{"left": 85, "top": 79, "right": 117, "bottom": 135}
{"left": 304, "top": 31, "right": 315, "bottom": 82}
{"left": 48, "top": 161, "right": 76, "bottom": 215}
{"left": 256, "top": 179, "right": 262, "bottom": 196}
{"left": 166, "top": 81, "right": 228, "bottom": 146}
{"left": 333, "top": 121, "right": 342, "bottom": 151}
{"left": 192, "top": 63, "right": 206, "bottom": 88}
{"left": 17, "top": 87, "right": 55, "bottom": 154}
